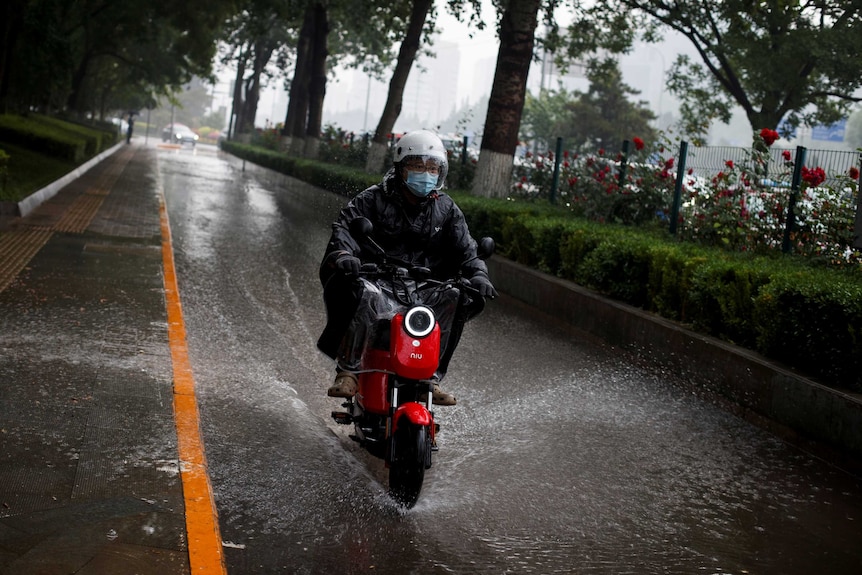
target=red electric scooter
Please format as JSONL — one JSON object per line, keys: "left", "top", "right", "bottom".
{"left": 331, "top": 217, "right": 494, "bottom": 508}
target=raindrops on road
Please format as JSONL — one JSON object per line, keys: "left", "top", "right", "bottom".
{"left": 159, "top": 145, "right": 862, "bottom": 575}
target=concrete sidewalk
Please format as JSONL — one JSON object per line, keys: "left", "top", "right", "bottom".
{"left": 0, "top": 144, "right": 192, "bottom": 574}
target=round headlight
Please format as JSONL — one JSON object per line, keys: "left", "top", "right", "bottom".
{"left": 404, "top": 306, "right": 435, "bottom": 338}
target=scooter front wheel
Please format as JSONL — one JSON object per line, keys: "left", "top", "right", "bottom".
{"left": 388, "top": 421, "right": 430, "bottom": 508}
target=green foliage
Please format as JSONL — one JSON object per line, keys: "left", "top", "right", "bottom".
{"left": 0, "top": 115, "right": 86, "bottom": 162}
{"left": 512, "top": 129, "right": 862, "bottom": 268}
{"left": 513, "top": 131, "right": 679, "bottom": 227}
{"left": 0, "top": 114, "right": 117, "bottom": 201}
{"left": 521, "top": 88, "right": 575, "bottom": 153}
{"left": 315, "top": 125, "right": 370, "bottom": 169}
{"left": 521, "top": 60, "right": 657, "bottom": 154}
{"left": 576, "top": 235, "right": 654, "bottom": 308}
{"left": 644, "top": 243, "right": 707, "bottom": 322}
{"left": 220, "top": 140, "right": 379, "bottom": 198}
{"left": 562, "top": 1, "right": 862, "bottom": 139}
{"left": 2, "top": 0, "right": 236, "bottom": 114}
{"left": 558, "top": 223, "right": 617, "bottom": 281}
{"left": 28, "top": 115, "right": 117, "bottom": 156}
{"left": 0, "top": 142, "right": 76, "bottom": 202}
{"left": 686, "top": 256, "right": 776, "bottom": 347}
{"left": 754, "top": 271, "right": 862, "bottom": 391}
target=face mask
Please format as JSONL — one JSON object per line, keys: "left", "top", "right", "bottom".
{"left": 405, "top": 171, "right": 438, "bottom": 197}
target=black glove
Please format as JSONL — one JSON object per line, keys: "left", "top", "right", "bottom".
{"left": 335, "top": 253, "right": 361, "bottom": 275}
{"left": 469, "top": 274, "right": 497, "bottom": 299}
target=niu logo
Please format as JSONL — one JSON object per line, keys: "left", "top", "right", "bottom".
{"left": 410, "top": 352, "right": 423, "bottom": 360}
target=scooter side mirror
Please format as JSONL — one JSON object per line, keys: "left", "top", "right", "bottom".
{"left": 350, "top": 216, "right": 374, "bottom": 239}
{"left": 477, "top": 237, "right": 495, "bottom": 261}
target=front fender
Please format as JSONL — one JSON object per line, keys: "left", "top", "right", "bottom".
{"left": 392, "top": 402, "right": 432, "bottom": 433}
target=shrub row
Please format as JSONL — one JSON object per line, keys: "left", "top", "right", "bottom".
{"left": 222, "top": 141, "right": 379, "bottom": 195}
{"left": 222, "top": 140, "right": 862, "bottom": 393}
{"left": 29, "top": 115, "right": 117, "bottom": 157}
{"left": 0, "top": 114, "right": 117, "bottom": 163}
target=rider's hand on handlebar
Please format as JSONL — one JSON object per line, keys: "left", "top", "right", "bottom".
{"left": 470, "top": 274, "right": 498, "bottom": 299}
{"left": 335, "top": 253, "right": 361, "bottom": 275}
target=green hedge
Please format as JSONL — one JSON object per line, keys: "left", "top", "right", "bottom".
{"left": 0, "top": 115, "right": 86, "bottom": 162}
{"left": 221, "top": 140, "right": 862, "bottom": 393}
{"left": 0, "top": 114, "right": 117, "bottom": 164}
{"left": 29, "top": 115, "right": 117, "bottom": 156}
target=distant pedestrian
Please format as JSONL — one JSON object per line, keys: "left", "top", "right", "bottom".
{"left": 126, "top": 112, "right": 135, "bottom": 144}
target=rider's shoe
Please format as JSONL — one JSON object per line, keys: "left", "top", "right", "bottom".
{"left": 328, "top": 370, "right": 358, "bottom": 398}
{"left": 431, "top": 383, "right": 456, "bottom": 406}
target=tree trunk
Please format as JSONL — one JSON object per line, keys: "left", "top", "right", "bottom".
{"left": 366, "top": 141, "right": 390, "bottom": 174}
{"left": 239, "top": 43, "right": 275, "bottom": 134}
{"left": 231, "top": 53, "right": 247, "bottom": 136}
{"left": 67, "top": 48, "right": 94, "bottom": 113}
{"left": 472, "top": 0, "right": 540, "bottom": 198}
{"left": 364, "top": 0, "right": 433, "bottom": 174}
{"left": 305, "top": 2, "right": 329, "bottom": 160}
{"left": 283, "top": 2, "right": 314, "bottom": 154}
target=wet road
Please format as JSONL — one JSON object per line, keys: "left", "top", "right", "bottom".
{"left": 158, "top": 145, "right": 862, "bottom": 574}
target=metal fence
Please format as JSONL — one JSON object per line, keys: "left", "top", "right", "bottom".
{"left": 685, "top": 145, "right": 861, "bottom": 189}
{"left": 523, "top": 136, "right": 862, "bottom": 255}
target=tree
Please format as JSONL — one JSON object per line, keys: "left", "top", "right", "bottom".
{"left": 561, "top": 0, "right": 862, "bottom": 141}
{"left": 222, "top": 0, "right": 296, "bottom": 137}
{"left": 520, "top": 87, "right": 574, "bottom": 153}
{"left": 472, "top": 0, "right": 542, "bottom": 198}
{"left": 559, "top": 59, "right": 656, "bottom": 151}
{"left": 521, "top": 61, "right": 656, "bottom": 154}
{"left": 1, "top": 0, "right": 236, "bottom": 116}
{"left": 364, "top": 0, "right": 435, "bottom": 173}
{"left": 282, "top": 2, "right": 317, "bottom": 154}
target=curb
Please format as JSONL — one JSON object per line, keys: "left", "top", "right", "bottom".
{"left": 487, "top": 256, "right": 862, "bottom": 468}
{"left": 16, "top": 141, "right": 126, "bottom": 217}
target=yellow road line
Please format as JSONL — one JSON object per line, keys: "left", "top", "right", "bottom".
{"left": 159, "top": 193, "right": 227, "bottom": 574}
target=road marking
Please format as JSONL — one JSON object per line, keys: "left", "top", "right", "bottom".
{"left": 159, "top": 192, "right": 228, "bottom": 574}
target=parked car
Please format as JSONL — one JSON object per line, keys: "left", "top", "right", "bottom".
{"left": 161, "top": 123, "right": 199, "bottom": 146}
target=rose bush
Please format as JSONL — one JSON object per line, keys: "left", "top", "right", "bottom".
{"left": 509, "top": 130, "right": 861, "bottom": 266}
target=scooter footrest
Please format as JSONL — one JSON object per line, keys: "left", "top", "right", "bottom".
{"left": 331, "top": 411, "right": 353, "bottom": 424}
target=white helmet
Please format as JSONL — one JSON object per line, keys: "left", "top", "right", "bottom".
{"left": 392, "top": 130, "right": 448, "bottom": 192}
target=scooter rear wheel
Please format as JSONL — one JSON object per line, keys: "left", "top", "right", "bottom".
{"left": 388, "top": 422, "right": 430, "bottom": 508}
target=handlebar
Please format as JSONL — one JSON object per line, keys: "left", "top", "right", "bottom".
{"left": 355, "top": 261, "right": 484, "bottom": 301}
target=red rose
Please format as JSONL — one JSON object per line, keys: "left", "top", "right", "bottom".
{"left": 633, "top": 137, "right": 645, "bottom": 151}
{"left": 849, "top": 167, "right": 860, "bottom": 180}
{"left": 759, "top": 128, "right": 779, "bottom": 146}
{"left": 782, "top": 150, "right": 792, "bottom": 162}
{"left": 725, "top": 160, "right": 734, "bottom": 169}
{"left": 801, "top": 166, "right": 826, "bottom": 187}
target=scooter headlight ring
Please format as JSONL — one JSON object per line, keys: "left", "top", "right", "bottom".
{"left": 404, "top": 306, "right": 435, "bottom": 338}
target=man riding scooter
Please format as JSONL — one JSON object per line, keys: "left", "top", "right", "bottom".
{"left": 317, "top": 130, "right": 497, "bottom": 405}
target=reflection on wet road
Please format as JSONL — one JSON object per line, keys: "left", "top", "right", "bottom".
{"left": 159, "top": 145, "right": 862, "bottom": 574}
